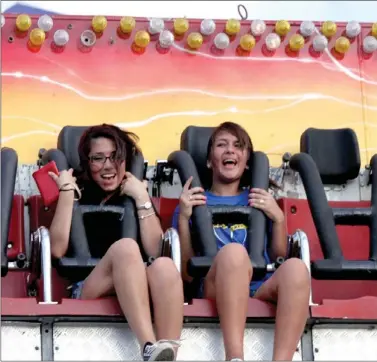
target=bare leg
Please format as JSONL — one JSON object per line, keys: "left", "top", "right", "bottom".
{"left": 204, "top": 243, "right": 252, "bottom": 361}
{"left": 254, "top": 258, "right": 310, "bottom": 361}
{"left": 80, "top": 238, "right": 156, "bottom": 347}
{"left": 147, "top": 257, "right": 184, "bottom": 355}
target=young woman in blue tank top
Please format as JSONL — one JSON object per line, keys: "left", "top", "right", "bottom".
{"left": 173, "top": 122, "right": 310, "bottom": 361}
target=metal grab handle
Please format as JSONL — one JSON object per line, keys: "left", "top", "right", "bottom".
{"left": 161, "top": 228, "right": 181, "bottom": 274}
{"left": 28, "top": 226, "right": 57, "bottom": 304}
{"left": 292, "top": 230, "right": 315, "bottom": 306}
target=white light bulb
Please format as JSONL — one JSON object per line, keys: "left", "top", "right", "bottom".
{"left": 300, "top": 21, "right": 315, "bottom": 37}
{"left": 312, "top": 34, "right": 328, "bottom": 52}
{"left": 1, "top": 14, "right": 5, "bottom": 28}
{"left": 53, "top": 29, "right": 69, "bottom": 46}
{"left": 363, "top": 35, "right": 377, "bottom": 53}
{"left": 346, "top": 21, "right": 361, "bottom": 38}
{"left": 214, "top": 32, "right": 230, "bottom": 50}
{"left": 251, "top": 19, "right": 266, "bottom": 36}
{"left": 200, "top": 19, "right": 216, "bottom": 36}
{"left": 38, "top": 14, "right": 53, "bottom": 32}
{"left": 149, "top": 18, "right": 164, "bottom": 35}
{"left": 265, "top": 33, "right": 281, "bottom": 51}
{"left": 159, "top": 30, "right": 174, "bottom": 48}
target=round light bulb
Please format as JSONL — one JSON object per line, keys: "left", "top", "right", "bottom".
{"left": 119, "top": 17, "right": 135, "bottom": 34}
{"left": 334, "top": 36, "right": 350, "bottom": 54}
{"left": 345, "top": 21, "right": 361, "bottom": 38}
{"left": 225, "top": 19, "right": 240, "bottom": 36}
{"left": 187, "top": 32, "right": 203, "bottom": 50}
{"left": 321, "top": 21, "right": 337, "bottom": 37}
{"left": 275, "top": 20, "right": 290, "bottom": 36}
{"left": 159, "top": 30, "right": 174, "bottom": 48}
{"left": 251, "top": 19, "right": 266, "bottom": 36}
{"left": 1, "top": 14, "right": 5, "bottom": 28}
{"left": 200, "top": 19, "right": 216, "bottom": 36}
{"left": 312, "top": 34, "right": 328, "bottom": 52}
{"left": 173, "top": 18, "right": 189, "bottom": 35}
{"left": 16, "top": 14, "right": 32, "bottom": 32}
{"left": 372, "top": 23, "right": 377, "bottom": 38}
{"left": 134, "top": 30, "right": 150, "bottom": 48}
{"left": 289, "top": 34, "right": 305, "bottom": 51}
{"left": 149, "top": 18, "right": 164, "bottom": 35}
{"left": 29, "top": 28, "right": 46, "bottom": 46}
{"left": 265, "top": 33, "right": 281, "bottom": 51}
{"left": 239, "top": 34, "right": 256, "bottom": 51}
{"left": 92, "top": 16, "right": 107, "bottom": 33}
{"left": 214, "top": 32, "right": 230, "bottom": 50}
{"left": 37, "top": 15, "right": 53, "bottom": 32}
{"left": 363, "top": 36, "right": 377, "bottom": 53}
{"left": 300, "top": 21, "right": 315, "bottom": 37}
{"left": 53, "top": 29, "right": 69, "bottom": 46}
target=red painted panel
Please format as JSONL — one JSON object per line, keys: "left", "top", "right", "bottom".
{"left": 27, "top": 195, "right": 57, "bottom": 233}
{"left": 281, "top": 198, "right": 377, "bottom": 304}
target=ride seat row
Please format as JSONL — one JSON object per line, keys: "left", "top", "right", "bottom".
{"left": 1, "top": 126, "right": 377, "bottom": 319}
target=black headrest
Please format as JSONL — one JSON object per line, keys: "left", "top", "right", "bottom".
{"left": 56, "top": 125, "right": 144, "bottom": 180}
{"left": 300, "top": 128, "right": 360, "bottom": 185}
{"left": 57, "top": 126, "right": 89, "bottom": 171}
{"left": 180, "top": 126, "right": 215, "bottom": 189}
{"left": 1, "top": 147, "right": 18, "bottom": 277}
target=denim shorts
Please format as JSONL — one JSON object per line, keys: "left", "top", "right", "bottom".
{"left": 69, "top": 280, "right": 85, "bottom": 299}
{"left": 197, "top": 278, "right": 259, "bottom": 298}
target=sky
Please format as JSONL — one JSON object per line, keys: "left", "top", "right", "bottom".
{"left": 2, "top": 1, "right": 377, "bottom": 22}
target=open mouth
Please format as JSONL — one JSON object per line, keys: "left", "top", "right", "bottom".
{"left": 101, "top": 173, "right": 116, "bottom": 180}
{"left": 222, "top": 159, "right": 237, "bottom": 167}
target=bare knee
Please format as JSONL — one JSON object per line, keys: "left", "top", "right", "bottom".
{"left": 278, "top": 258, "right": 310, "bottom": 290}
{"left": 108, "top": 238, "right": 142, "bottom": 263}
{"left": 216, "top": 243, "right": 252, "bottom": 274}
{"left": 147, "top": 257, "right": 182, "bottom": 286}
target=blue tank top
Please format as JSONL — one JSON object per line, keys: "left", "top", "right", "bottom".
{"left": 172, "top": 188, "right": 273, "bottom": 293}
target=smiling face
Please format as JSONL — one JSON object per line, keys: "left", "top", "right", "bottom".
{"left": 88, "top": 137, "right": 126, "bottom": 192}
{"left": 208, "top": 130, "right": 249, "bottom": 185}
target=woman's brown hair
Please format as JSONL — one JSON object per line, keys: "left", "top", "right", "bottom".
{"left": 207, "top": 121, "right": 279, "bottom": 189}
{"left": 77, "top": 123, "right": 141, "bottom": 183}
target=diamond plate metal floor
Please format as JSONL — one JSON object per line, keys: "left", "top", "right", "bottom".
{"left": 312, "top": 324, "right": 377, "bottom": 361}
{"left": 52, "top": 323, "right": 302, "bottom": 361}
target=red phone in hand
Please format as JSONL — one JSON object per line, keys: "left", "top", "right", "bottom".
{"left": 32, "top": 161, "right": 60, "bottom": 207}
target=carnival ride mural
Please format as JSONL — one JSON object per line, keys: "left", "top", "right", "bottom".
{"left": 1, "top": 14, "right": 377, "bottom": 166}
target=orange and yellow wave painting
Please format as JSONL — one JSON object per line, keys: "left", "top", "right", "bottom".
{"left": 2, "top": 15, "right": 377, "bottom": 166}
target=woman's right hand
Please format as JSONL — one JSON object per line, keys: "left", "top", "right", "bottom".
{"left": 48, "top": 168, "right": 77, "bottom": 190}
{"left": 179, "top": 176, "right": 207, "bottom": 220}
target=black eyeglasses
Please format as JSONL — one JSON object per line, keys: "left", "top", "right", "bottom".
{"left": 89, "top": 152, "right": 119, "bottom": 165}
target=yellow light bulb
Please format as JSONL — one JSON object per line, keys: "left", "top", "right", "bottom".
{"left": 225, "top": 19, "right": 241, "bottom": 36}
{"left": 134, "top": 30, "right": 150, "bottom": 48}
{"left": 92, "top": 16, "right": 107, "bottom": 33}
{"left": 321, "top": 21, "right": 337, "bottom": 37}
{"left": 372, "top": 23, "right": 377, "bottom": 38}
{"left": 289, "top": 34, "right": 305, "bottom": 51}
{"left": 16, "top": 14, "right": 32, "bottom": 32}
{"left": 334, "top": 36, "right": 350, "bottom": 54}
{"left": 275, "top": 20, "right": 290, "bottom": 36}
{"left": 119, "top": 17, "right": 135, "bottom": 34}
{"left": 239, "top": 34, "right": 256, "bottom": 51}
{"left": 29, "top": 28, "right": 46, "bottom": 46}
{"left": 173, "top": 18, "right": 189, "bottom": 35}
{"left": 187, "top": 32, "right": 203, "bottom": 49}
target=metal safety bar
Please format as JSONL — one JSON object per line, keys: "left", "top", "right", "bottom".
{"left": 161, "top": 228, "right": 181, "bottom": 274}
{"left": 292, "top": 229, "right": 315, "bottom": 306}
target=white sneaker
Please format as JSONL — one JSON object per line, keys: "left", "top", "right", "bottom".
{"left": 142, "top": 340, "right": 181, "bottom": 361}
